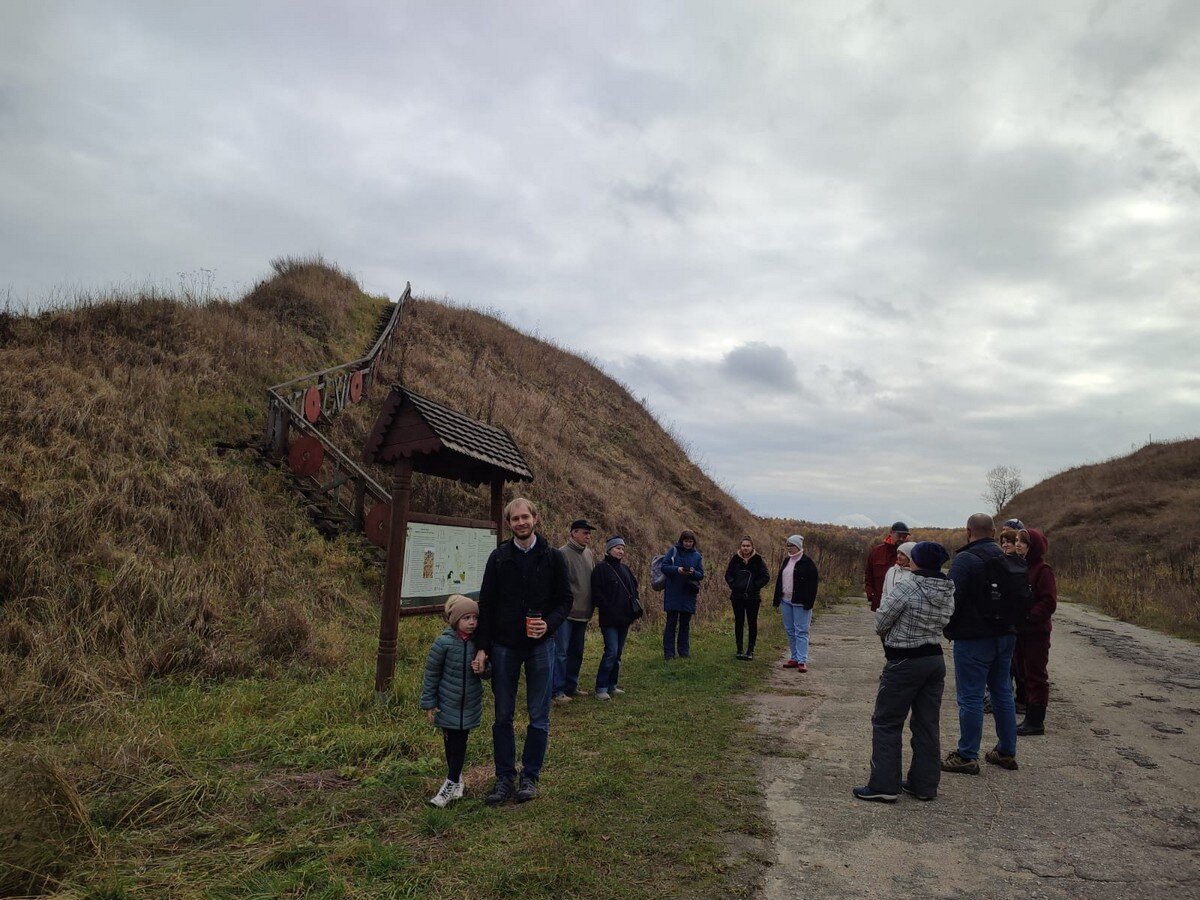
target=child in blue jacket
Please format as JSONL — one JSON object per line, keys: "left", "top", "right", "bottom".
{"left": 420, "top": 594, "right": 485, "bottom": 807}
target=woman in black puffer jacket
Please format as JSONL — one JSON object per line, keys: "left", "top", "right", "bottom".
{"left": 725, "top": 536, "right": 771, "bottom": 660}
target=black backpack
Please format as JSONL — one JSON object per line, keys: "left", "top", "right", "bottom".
{"left": 968, "top": 548, "right": 1033, "bottom": 629}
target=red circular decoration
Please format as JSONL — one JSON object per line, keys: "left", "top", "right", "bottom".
{"left": 365, "top": 502, "right": 392, "bottom": 548}
{"left": 303, "top": 386, "right": 322, "bottom": 422}
{"left": 349, "top": 370, "right": 364, "bottom": 403}
{"left": 288, "top": 435, "right": 324, "bottom": 477}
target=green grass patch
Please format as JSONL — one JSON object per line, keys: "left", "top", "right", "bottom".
{"left": 1, "top": 614, "right": 779, "bottom": 898}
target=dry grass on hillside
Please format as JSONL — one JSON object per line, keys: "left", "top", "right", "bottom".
{"left": 1003, "top": 438, "right": 1200, "bottom": 636}
{"left": 330, "top": 296, "right": 780, "bottom": 620}
{"left": 0, "top": 260, "right": 388, "bottom": 727}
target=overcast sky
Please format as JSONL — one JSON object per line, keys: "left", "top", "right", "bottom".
{"left": 4, "top": 1, "right": 1198, "bottom": 526}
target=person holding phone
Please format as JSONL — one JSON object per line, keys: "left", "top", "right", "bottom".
{"left": 662, "top": 529, "right": 704, "bottom": 659}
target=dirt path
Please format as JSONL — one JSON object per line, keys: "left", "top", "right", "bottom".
{"left": 752, "top": 599, "right": 1200, "bottom": 899}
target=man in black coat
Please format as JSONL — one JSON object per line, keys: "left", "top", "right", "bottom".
{"left": 473, "top": 497, "right": 572, "bottom": 805}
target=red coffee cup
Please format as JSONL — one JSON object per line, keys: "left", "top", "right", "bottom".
{"left": 525, "top": 611, "right": 542, "bottom": 638}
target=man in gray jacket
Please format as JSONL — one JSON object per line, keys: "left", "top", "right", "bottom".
{"left": 553, "top": 519, "right": 596, "bottom": 703}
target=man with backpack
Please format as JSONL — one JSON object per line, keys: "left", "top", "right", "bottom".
{"left": 942, "top": 513, "right": 1028, "bottom": 775}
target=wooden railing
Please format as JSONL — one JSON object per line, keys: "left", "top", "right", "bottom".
{"left": 263, "top": 283, "right": 409, "bottom": 544}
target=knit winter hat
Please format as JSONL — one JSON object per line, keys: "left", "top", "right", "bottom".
{"left": 909, "top": 541, "right": 949, "bottom": 572}
{"left": 786, "top": 534, "right": 804, "bottom": 551}
{"left": 444, "top": 594, "right": 479, "bottom": 630}
{"left": 605, "top": 535, "right": 626, "bottom": 553}
{"left": 896, "top": 541, "right": 917, "bottom": 560}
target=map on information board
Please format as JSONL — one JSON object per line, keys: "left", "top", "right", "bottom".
{"left": 400, "top": 522, "right": 496, "bottom": 608}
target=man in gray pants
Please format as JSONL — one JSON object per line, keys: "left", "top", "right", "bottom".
{"left": 854, "top": 541, "right": 956, "bottom": 802}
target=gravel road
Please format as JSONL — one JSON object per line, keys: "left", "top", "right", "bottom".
{"left": 753, "top": 599, "right": 1200, "bottom": 899}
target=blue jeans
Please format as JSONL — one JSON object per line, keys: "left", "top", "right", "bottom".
{"left": 489, "top": 641, "right": 553, "bottom": 781}
{"left": 552, "top": 619, "right": 589, "bottom": 696}
{"left": 663, "top": 610, "right": 692, "bottom": 658}
{"left": 780, "top": 601, "right": 812, "bottom": 663}
{"left": 596, "top": 624, "right": 629, "bottom": 692}
{"left": 953, "top": 635, "right": 1018, "bottom": 759}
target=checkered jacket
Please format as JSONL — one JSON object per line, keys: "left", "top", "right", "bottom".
{"left": 874, "top": 572, "right": 955, "bottom": 649}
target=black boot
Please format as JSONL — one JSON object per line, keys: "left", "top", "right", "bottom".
{"left": 484, "top": 776, "right": 515, "bottom": 806}
{"left": 1016, "top": 703, "right": 1046, "bottom": 736}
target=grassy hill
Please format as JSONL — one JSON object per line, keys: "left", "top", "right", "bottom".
{"left": 0, "top": 261, "right": 839, "bottom": 895}
{"left": 1002, "top": 438, "right": 1200, "bottom": 637}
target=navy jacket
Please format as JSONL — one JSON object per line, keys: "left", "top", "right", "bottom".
{"left": 945, "top": 537, "right": 1012, "bottom": 640}
{"left": 476, "top": 534, "right": 572, "bottom": 652}
{"left": 662, "top": 543, "right": 705, "bottom": 613}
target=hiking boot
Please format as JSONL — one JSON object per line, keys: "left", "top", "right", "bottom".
{"left": 852, "top": 785, "right": 898, "bottom": 803}
{"left": 1017, "top": 703, "right": 1046, "bottom": 736}
{"left": 595, "top": 690, "right": 611, "bottom": 700}
{"left": 483, "top": 777, "right": 515, "bottom": 806}
{"left": 783, "top": 660, "right": 799, "bottom": 669}
{"left": 901, "top": 780, "right": 935, "bottom": 801}
{"left": 985, "top": 749, "right": 1019, "bottom": 770}
{"left": 796, "top": 663, "right": 808, "bottom": 673}
{"left": 516, "top": 775, "right": 539, "bottom": 803}
{"left": 941, "top": 751, "right": 980, "bottom": 775}
{"left": 430, "top": 779, "right": 460, "bottom": 808}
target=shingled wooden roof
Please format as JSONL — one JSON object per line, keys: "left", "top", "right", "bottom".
{"left": 363, "top": 385, "right": 533, "bottom": 485}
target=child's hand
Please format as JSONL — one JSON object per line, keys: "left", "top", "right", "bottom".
{"left": 426, "top": 708, "right": 438, "bottom": 724}
{"left": 471, "top": 650, "right": 487, "bottom": 674}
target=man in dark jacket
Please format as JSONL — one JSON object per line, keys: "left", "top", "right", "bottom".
{"left": 942, "top": 513, "right": 1019, "bottom": 775}
{"left": 864, "top": 522, "right": 911, "bottom": 611}
{"left": 473, "top": 498, "right": 572, "bottom": 805}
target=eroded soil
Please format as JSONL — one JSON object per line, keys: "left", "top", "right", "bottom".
{"left": 752, "top": 600, "right": 1200, "bottom": 899}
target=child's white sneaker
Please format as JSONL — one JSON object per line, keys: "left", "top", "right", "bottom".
{"left": 430, "top": 779, "right": 460, "bottom": 808}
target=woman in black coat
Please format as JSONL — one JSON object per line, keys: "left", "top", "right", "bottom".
{"left": 724, "top": 536, "right": 771, "bottom": 660}
{"left": 590, "top": 536, "right": 642, "bottom": 700}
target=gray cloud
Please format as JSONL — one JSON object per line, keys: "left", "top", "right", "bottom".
{"left": 721, "top": 342, "right": 799, "bottom": 389}
{"left": 2, "top": 1, "right": 1198, "bottom": 524}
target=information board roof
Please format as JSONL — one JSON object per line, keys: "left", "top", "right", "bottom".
{"left": 363, "top": 385, "right": 534, "bottom": 484}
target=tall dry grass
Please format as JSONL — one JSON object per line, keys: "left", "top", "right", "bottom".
{"left": 0, "top": 260, "right": 387, "bottom": 728}
{"left": 1003, "top": 438, "right": 1200, "bottom": 637}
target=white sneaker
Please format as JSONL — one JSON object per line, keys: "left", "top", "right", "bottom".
{"left": 595, "top": 690, "right": 611, "bottom": 700}
{"left": 612, "top": 687, "right": 626, "bottom": 695}
{"left": 430, "top": 779, "right": 458, "bottom": 808}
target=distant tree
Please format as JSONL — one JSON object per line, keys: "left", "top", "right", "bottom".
{"left": 982, "top": 464, "right": 1023, "bottom": 515}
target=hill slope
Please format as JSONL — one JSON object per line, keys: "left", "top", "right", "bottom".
{"left": 0, "top": 263, "right": 777, "bottom": 726}
{"left": 1003, "top": 438, "right": 1200, "bottom": 635}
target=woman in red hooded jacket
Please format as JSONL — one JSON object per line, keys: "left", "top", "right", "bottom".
{"left": 1014, "top": 528, "right": 1056, "bottom": 736}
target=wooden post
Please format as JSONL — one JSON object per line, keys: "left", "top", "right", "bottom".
{"left": 490, "top": 479, "right": 504, "bottom": 547}
{"left": 374, "top": 458, "right": 413, "bottom": 698}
